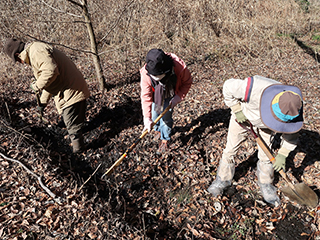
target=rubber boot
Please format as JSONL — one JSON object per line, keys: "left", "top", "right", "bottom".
{"left": 258, "top": 182, "right": 280, "bottom": 206}
{"left": 207, "top": 176, "right": 232, "bottom": 197}
{"left": 70, "top": 134, "right": 85, "bottom": 153}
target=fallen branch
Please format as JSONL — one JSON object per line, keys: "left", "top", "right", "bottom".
{"left": 0, "top": 152, "right": 63, "bottom": 205}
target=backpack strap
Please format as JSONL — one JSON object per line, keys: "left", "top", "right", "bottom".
{"left": 244, "top": 76, "right": 254, "bottom": 102}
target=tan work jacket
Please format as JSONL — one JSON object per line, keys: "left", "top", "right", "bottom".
{"left": 19, "top": 42, "right": 90, "bottom": 114}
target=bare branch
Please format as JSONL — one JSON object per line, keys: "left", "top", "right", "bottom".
{"left": 0, "top": 152, "right": 63, "bottom": 205}
{"left": 0, "top": 120, "right": 41, "bottom": 146}
{"left": 66, "top": 0, "right": 83, "bottom": 8}
{"left": 78, "top": 163, "right": 101, "bottom": 192}
{"left": 15, "top": 28, "right": 95, "bottom": 55}
{"left": 40, "top": 0, "right": 82, "bottom": 18}
{"left": 98, "top": 0, "right": 135, "bottom": 44}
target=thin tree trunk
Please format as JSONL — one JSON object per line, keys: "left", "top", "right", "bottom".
{"left": 67, "top": 0, "right": 106, "bottom": 92}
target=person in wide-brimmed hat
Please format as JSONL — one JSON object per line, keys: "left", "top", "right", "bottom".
{"left": 140, "top": 49, "right": 192, "bottom": 153}
{"left": 207, "top": 75, "right": 303, "bottom": 207}
{"left": 3, "top": 38, "right": 90, "bottom": 153}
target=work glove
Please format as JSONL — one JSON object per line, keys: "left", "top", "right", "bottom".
{"left": 37, "top": 103, "right": 47, "bottom": 116}
{"left": 143, "top": 117, "right": 153, "bottom": 133}
{"left": 273, "top": 153, "right": 286, "bottom": 172}
{"left": 169, "top": 95, "right": 181, "bottom": 109}
{"left": 235, "top": 110, "right": 248, "bottom": 123}
{"left": 30, "top": 81, "right": 40, "bottom": 93}
{"left": 231, "top": 103, "right": 247, "bottom": 123}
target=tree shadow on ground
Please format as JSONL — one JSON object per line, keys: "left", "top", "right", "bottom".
{"left": 291, "top": 35, "right": 320, "bottom": 63}
{"left": 113, "top": 155, "right": 225, "bottom": 240}
{"left": 84, "top": 95, "right": 142, "bottom": 150}
{"left": 173, "top": 108, "right": 231, "bottom": 147}
{"left": 287, "top": 129, "right": 320, "bottom": 184}
{"left": 233, "top": 151, "right": 258, "bottom": 182}
{"left": 104, "top": 71, "right": 140, "bottom": 90}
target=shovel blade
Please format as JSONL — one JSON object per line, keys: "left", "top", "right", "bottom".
{"left": 281, "top": 182, "right": 318, "bottom": 208}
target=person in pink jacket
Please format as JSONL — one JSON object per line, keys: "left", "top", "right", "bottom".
{"left": 140, "top": 49, "right": 192, "bottom": 153}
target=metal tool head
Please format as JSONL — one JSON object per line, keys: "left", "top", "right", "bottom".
{"left": 281, "top": 182, "right": 318, "bottom": 208}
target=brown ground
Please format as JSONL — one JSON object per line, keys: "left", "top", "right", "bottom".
{"left": 0, "top": 36, "right": 320, "bottom": 239}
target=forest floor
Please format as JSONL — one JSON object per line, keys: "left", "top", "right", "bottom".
{"left": 0, "top": 35, "right": 320, "bottom": 240}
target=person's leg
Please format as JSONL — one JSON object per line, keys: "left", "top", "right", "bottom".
{"left": 208, "top": 114, "right": 247, "bottom": 196}
{"left": 62, "top": 100, "right": 86, "bottom": 153}
{"left": 152, "top": 99, "right": 173, "bottom": 153}
{"left": 158, "top": 98, "right": 173, "bottom": 141}
{"left": 152, "top": 99, "right": 173, "bottom": 140}
{"left": 256, "top": 128, "right": 280, "bottom": 206}
{"left": 151, "top": 102, "right": 160, "bottom": 131}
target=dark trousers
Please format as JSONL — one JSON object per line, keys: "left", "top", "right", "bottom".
{"left": 62, "top": 100, "right": 86, "bottom": 137}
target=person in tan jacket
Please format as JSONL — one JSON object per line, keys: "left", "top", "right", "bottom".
{"left": 4, "top": 38, "right": 90, "bottom": 153}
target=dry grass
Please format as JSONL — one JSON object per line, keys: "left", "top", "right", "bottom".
{"left": 0, "top": 0, "right": 319, "bottom": 81}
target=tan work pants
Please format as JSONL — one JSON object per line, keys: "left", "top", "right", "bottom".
{"left": 216, "top": 114, "right": 274, "bottom": 184}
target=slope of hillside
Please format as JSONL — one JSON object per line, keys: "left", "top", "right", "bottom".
{"left": 0, "top": 34, "right": 320, "bottom": 239}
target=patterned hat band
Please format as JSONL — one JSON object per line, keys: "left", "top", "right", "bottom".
{"left": 271, "top": 91, "right": 302, "bottom": 122}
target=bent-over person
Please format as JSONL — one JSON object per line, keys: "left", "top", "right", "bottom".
{"left": 208, "top": 75, "right": 304, "bottom": 206}
{"left": 4, "top": 38, "right": 90, "bottom": 153}
{"left": 140, "top": 49, "right": 192, "bottom": 153}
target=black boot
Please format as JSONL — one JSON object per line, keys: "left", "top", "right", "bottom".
{"left": 70, "top": 134, "right": 85, "bottom": 153}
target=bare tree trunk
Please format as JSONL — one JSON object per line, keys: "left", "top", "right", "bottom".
{"left": 67, "top": 0, "right": 106, "bottom": 93}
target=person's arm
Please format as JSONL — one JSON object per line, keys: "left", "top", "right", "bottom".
{"left": 273, "top": 133, "right": 299, "bottom": 172}
{"left": 223, "top": 78, "right": 249, "bottom": 107}
{"left": 140, "top": 67, "right": 153, "bottom": 119}
{"left": 30, "top": 48, "right": 60, "bottom": 91}
{"left": 223, "top": 78, "right": 252, "bottom": 123}
{"left": 175, "top": 66, "right": 192, "bottom": 100}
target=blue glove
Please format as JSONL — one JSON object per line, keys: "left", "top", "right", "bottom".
{"left": 273, "top": 153, "right": 286, "bottom": 172}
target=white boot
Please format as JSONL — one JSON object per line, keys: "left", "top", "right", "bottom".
{"left": 258, "top": 182, "right": 280, "bottom": 206}
{"left": 207, "top": 176, "right": 232, "bottom": 197}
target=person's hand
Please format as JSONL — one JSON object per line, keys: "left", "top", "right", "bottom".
{"left": 169, "top": 95, "right": 181, "bottom": 109}
{"left": 37, "top": 103, "right": 46, "bottom": 116}
{"left": 143, "top": 118, "right": 153, "bottom": 133}
{"left": 235, "top": 110, "right": 248, "bottom": 123}
{"left": 30, "top": 81, "right": 40, "bottom": 93}
{"left": 231, "top": 103, "right": 247, "bottom": 123}
{"left": 273, "top": 153, "right": 286, "bottom": 172}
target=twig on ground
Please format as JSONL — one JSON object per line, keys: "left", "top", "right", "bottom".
{"left": 5, "top": 102, "right": 11, "bottom": 123}
{"left": 78, "top": 163, "right": 102, "bottom": 192}
{"left": 0, "top": 152, "right": 63, "bottom": 205}
{"left": 0, "top": 120, "right": 41, "bottom": 146}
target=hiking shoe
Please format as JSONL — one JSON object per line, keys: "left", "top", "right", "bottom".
{"left": 207, "top": 176, "right": 232, "bottom": 197}
{"left": 258, "top": 182, "right": 280, "bottom": 207}
{"left": 157, "top": 140, "right": 169, "bottom": 154}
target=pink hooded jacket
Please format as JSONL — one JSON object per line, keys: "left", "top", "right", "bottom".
{"left": 140, "top": 53, "right": 192, "bottom": 119}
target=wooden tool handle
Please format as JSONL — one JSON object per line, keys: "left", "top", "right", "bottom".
{"left": 102, "top": 103, "right": 172, "bottom": 177}
{"left": 255, "top": 131, "right": 295, "bottom": 187}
